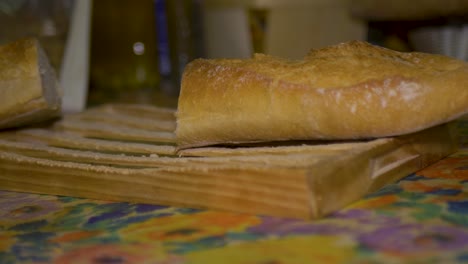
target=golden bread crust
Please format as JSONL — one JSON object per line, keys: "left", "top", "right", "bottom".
{"left": 176, "top": 41, "right": 468, "bottom": 148}
{"left": 0, "top": 38, "right": 61, "bottom": 129}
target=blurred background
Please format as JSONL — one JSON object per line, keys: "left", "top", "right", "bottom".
{"left": 0, "top": 0, "right": 467, "bottom": 111}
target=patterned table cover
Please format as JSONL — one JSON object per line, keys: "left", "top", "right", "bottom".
{"left": 1, "top": 120, "right": 467, "bottom": 264}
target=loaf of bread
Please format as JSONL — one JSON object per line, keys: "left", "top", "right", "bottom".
{"left": 0, "top": 38, "right": 62, "bottom": 130}
{"left": 176, "top": 41, "right": 468, "bottom": 148}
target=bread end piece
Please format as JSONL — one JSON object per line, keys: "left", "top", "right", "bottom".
{"left": 0, "top": 38, "right": 62, "bottom": 130}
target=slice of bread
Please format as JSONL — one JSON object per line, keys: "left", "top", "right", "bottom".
{"left": 0, "top": 38, "right": 62, "bottom": 129}
{"left": 176, "top": 41, "right": 468, "bottom": 148}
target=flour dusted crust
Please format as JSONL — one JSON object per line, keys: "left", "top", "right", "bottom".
{"left": 176, "top": 41, "right": 468, "bottom": 148}
{"left": 0, "top": 38, "right": 61, "bottom": 129}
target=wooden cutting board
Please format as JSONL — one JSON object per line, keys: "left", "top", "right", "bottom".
{"left": 0, "top": 104, "right": 458, "bottom": 219}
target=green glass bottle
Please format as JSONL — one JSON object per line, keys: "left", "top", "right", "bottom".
{"left": 88, "top": 0, "right": 159, "bottom": 106}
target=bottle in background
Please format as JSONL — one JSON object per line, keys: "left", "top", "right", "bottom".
{"left": 160, "top": 0, "right": 204, "bottom": 96}
{"left": 88, "top": 0, "right": 160, "bottom": 106}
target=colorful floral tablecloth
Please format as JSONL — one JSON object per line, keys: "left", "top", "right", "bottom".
{"left": 1, "top": 120, "right": 468, "bottom": 264}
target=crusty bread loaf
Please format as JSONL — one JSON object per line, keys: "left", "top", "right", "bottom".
{"left": 0, "top": 38, "right": 62, "bottom": 129}
{"left": 176, "top": 41, "right": 468, "bottom": 148}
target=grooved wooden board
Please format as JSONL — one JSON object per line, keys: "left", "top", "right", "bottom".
{"left": 0, "top": 104, "right": 458, "bottom": 219}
